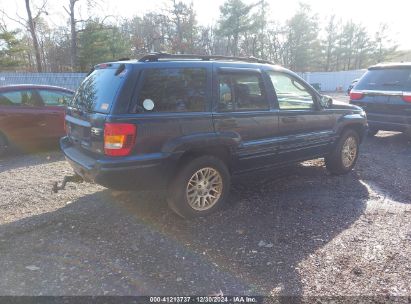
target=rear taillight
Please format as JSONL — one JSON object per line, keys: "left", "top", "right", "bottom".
{"left": 104, "top": 123, "right": 136, "bottom": 156}
{"left": 402, "top": 92, "right": 411, "bottom": 103}
{"left": 350, "top": 90, "right": 364, "bottom": 100}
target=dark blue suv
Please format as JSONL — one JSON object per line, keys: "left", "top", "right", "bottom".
{"left": 350, "top": 63, "right": 411, "bottom": 137}
{"left": 61, "top": 53, "right": 367, "bottom": 218}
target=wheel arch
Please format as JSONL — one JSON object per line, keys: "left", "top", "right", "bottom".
{"left": 336, "top": 113, "right": 367, "bottom": 143}
{"left": 339, "top": 123, "right": 366, "bottom": 143}
{"left": 162, "top": 132, "right": 238, "bottom": 174}
{"left": 176, "top": 145, "right": 233, "bottom": 172}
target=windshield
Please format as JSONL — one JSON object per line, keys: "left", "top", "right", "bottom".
{"left": 355, "top": 68, "right": 411, "bottom": 91}
{"left": 69, "top": 67, "right": 126, "bottom": 113}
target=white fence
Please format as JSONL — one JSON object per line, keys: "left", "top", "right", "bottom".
{"left": 0, "top": 73, "right": 87, "bottom": 91}
{"left": 299, "top": 69, "right": 366, "bottom": 92}
{"left": 0, "top": 70, "right": 367, "bottom": 92}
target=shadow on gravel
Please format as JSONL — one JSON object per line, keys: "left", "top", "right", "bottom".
{"left": 359, "top": 132, "right": 411, "bottom": 203}
{"left": 0, "top": 163, "right": 368, "bottom": 296}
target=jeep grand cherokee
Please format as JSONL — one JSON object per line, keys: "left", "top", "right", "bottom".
{"left": 61, "top": 53, "right": 367, "bottom": 218}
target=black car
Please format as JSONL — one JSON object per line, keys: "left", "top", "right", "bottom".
{"left": 350, "top": 63, "right": 411, "bottom": 137}
{"left": 61, "top": 53, "right": 367, "bottom": 218}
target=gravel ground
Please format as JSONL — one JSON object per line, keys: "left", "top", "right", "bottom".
{"left": 0, "top": 104, "right": 410, "bottom": 296}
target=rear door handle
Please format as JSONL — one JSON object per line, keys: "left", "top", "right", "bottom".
{"left": 281, "top": 116, "right": 298, "bottom": 123}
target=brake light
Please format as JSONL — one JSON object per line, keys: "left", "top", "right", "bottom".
{"left": 104, "top": 123, "right": 136, "bottom": 156}
{"left": 402, "top": 92, "right": 411, "bottom": 103}
{"left": 350, "top": 90, "right": 364, "bottom": 100}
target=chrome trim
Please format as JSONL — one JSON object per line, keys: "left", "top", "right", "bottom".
{"left": 65, "top": 115, "right": 91, "bottom": 127}
{"left": 91, "top": 127, "right": 103, "bottom": 136}
{"left": 361, "top": 90, "right": 403, "bottom": 96}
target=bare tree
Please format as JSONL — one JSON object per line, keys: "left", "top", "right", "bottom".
{"left": 0, "top": 0, "right": 47, "bottom": 72}
{"left": 24, "top": 0, "right": 46, "bottom": 72}
{"left": 63, "top": 0, "right": 79, "bottom": 70}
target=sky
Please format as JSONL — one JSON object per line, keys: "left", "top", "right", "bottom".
{"left": 1, "top": 0, "right": 411, "bottom": 50}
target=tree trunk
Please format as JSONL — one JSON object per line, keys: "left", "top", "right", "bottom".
{"left": 69, "top": 0, "right": 78, "bottom": 70}
{"left": 233, "top": 33, "right": 239, "bottom": 56}
{"left": 25, "top": 0, "right": 42, "bottom": 72}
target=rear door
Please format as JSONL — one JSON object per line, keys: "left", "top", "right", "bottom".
{"left": 37, "top": 89, "right": 73, "bottom": 139}
{"left": 266, "top": 71, "right": 335, "bottom": 162}
{"left": 0, "top": 89, "right": 47, "bottom": 143}
{"left": 212, "top": 67, "right": 279, "bottom": 172}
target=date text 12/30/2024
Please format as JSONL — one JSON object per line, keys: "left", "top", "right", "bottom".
{"left": 149, "top": 296, "right": 260, "bottom": 303}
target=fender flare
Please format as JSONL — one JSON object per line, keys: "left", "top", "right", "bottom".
{"left": 335, "top": 113, "right": 367, "bottom": 140}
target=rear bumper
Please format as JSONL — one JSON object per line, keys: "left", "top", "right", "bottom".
{"left": 60, "top": 136, "right": 178, "bottom": 190}
{"left": 366, "top": 112, "right": 411, "bottom": 132}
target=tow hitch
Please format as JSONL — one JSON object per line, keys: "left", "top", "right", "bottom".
{"left": 52, "top": 174, "right": 84, "bottom": 193}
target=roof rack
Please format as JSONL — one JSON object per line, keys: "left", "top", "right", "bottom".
{"left": 138, "top": 52, "right": 273, "bottom": 64}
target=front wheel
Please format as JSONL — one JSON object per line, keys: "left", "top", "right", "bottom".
{"left": 167, "top": 155, "right": 231, "bottom": 218}
{"left": 325, "top": 129, "right": 360, "bottom": 175}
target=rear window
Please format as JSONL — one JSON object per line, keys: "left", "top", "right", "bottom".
{"left": 355, "top": 68, "right": 411, "bottom": 91}
{"left": 38, "top": 90, "right": 73, "bottom": 106}
{"left": 135, "top": 68, "right": 207, "bottom": 113}
{"left": 69, "top": 66, "right": 126, "bottom": 113}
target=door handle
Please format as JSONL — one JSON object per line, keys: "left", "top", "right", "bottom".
{"left": 281, "top": 116, "right": 298, "bottom": 123}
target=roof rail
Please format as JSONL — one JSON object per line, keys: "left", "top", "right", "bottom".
{"left": 138, "top": 52, "right": 273, "bottom": 64}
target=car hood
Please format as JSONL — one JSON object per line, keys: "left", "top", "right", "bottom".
{"left": 331, "top": 99, "right": 362, "bottom": 112}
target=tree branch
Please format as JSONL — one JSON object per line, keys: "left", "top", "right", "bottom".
{"left": 0, "top": 9, "right": 27, "bottom": 29}
{"left": 33, "top": 0, "right": 48, "bottom": 21}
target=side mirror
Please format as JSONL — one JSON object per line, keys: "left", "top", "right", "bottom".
{"left": 320, "top": 95, "right": 333, "bottom": 108}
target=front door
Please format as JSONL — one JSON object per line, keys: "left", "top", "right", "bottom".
{"left": 266, "top": 71, "right": 336, "bottom": 163}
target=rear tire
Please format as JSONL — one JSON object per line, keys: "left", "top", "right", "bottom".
{"left": 167, "top": 155, "right": 231, "bottom": 218}
{"left": 325, "top": 129, "right": 360, "bottom": 175}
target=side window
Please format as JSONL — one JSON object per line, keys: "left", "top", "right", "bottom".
{"left": 0, "top": 91, "right": 22, "bottom": 106}
{"left": 0, "top": 90, "right": 42, "bottom": 107}
{"left": 268, "top": 72, "right": 315, "bottom": 110}
{"left": 137, "top": 68, "right": 207, "bottom": 113}
{"left": 218, "top": 73, "right": 269, "bottom": 111}
{"left": 38, "top": 90, "right": 72, "bottom": 106}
